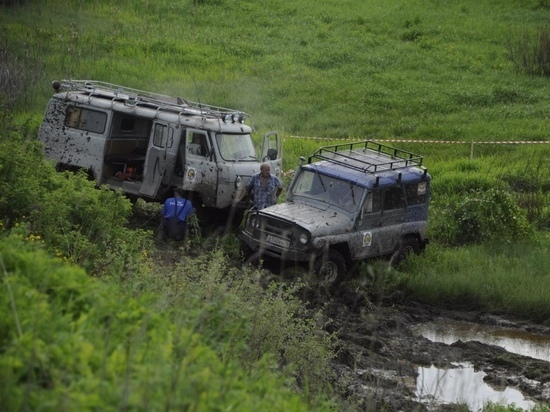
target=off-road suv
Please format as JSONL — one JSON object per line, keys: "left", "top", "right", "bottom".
{"left": 240, "top": 140, "right": 431, "bottom": 284}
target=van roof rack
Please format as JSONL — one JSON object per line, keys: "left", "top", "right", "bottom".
{"left": 308, "top": 140, "right": 425, "bottom": 174}
{"left": 56, "top": 79, "right": 249, "bottom": 122}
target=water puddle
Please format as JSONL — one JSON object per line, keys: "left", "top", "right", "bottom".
{"left": 411, "top": 318, "right": 550, "bottom": 362}
{"left": 416, "top": 362, "right": 536, "bottom": 411}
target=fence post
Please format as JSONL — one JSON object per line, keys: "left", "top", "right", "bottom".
{"left": 470, "top": 141, "right": 475, "bottom": 161}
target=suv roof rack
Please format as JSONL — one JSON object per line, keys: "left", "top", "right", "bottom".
{"left": 56, "top": 79, "right": 249, "bottom": 122}
{"left": 308, "top": 140, "right": 424, "bottom": 174}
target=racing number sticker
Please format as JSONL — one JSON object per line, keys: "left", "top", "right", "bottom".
{"left": 362, "top": 231, "right": 372, "bottom": 247}
{"left": 186, "top": 167, "right": 196, "bottom": 183}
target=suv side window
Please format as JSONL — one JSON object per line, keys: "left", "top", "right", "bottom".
{"left": 404, "top": 181, "right": 428, "bottom": 206}
{"left": 383, "top": 186, "right": 406, "bottom": 211}
{"left": 363, "top": 190, "right": 382, "bottom": 214}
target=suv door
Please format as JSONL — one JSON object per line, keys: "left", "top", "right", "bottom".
{"left": 140, "top": 122, "right": 170, "bottom": 197}
{"left": 354, "top": 189, "right": 385, "bottom": 258}
{"left": 379, "top": 185, "right": 406, "bottom": 254}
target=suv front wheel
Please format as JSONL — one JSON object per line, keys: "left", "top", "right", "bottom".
{"left": 314, "top": 250, "right": 346, "bottom": 286}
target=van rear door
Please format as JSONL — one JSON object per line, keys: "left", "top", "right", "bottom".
{"left": 140, "top": 122, "right": 171, "bottom": 197}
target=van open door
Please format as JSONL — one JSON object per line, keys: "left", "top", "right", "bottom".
{"left": 261, "top": 131, "right": 281, "bottom": 162}
{"left": 140, "top": 122, "right": 171, "bottom": 197}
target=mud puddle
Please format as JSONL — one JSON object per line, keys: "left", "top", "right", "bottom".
{"left": 411, "top": 318, "right": 550, "bottom": 362}
{"left": 416, "top": 362, "right": 537, "bottom": 411}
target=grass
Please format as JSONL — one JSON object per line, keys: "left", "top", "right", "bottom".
{"left": 400, "top": 234, "right": 550, "bottom": 323}
{"left": 2, "top": 0, "right": 550, "bottom": 142}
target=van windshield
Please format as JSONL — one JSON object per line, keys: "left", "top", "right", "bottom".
{"left": 216, "top": 133, "right": 258, "bottom": 161}
{"left": 291, "top": 169, "right": 365, "bottom": 212}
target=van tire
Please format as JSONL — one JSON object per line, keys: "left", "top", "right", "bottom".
{"left": 314, "top": 249, "right": 346, "bottom": 286}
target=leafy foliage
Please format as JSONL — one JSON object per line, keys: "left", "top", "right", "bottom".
{"left": 0, "top": 236, "right": 328, "bottom": 411}
{"left": 142, "top": 248, "right": 337, "bottom": 401}
{"left": 430, "top": 188, "right": 532, "bottom": 246}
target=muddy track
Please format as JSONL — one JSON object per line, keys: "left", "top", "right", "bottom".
{"left": 320, "top": 287, "right": 550, "bottom": 411}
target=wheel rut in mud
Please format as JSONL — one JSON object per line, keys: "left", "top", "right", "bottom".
{"left": 320, "top": 288, "right": 550, "bottom": 410}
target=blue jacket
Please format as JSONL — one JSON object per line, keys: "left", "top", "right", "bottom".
{"left": 163, "top": 197, "right": 195, "bottom": 221}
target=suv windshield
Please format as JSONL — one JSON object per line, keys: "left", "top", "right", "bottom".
{"left": 291, "top": 169, "right": 365, "bottom": 212}
{"left": 216, "top": 133, "right": 258, "bottom": 161}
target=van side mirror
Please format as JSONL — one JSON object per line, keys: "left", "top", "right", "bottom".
{"left": 262, "top": 148, "right": 277, "bottom": 161}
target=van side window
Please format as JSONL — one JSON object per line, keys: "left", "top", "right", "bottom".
{"left": 153, "top": 124, "right": 168, "bottom": 148}
{"left": 405, "top": 181, "right": 428, "bottom": 206}
{"left": 187, "top": 133, "right": 209, "bottom": 157}
{"left": 363, "top": 190, "right": 382, "bottom": 213}
{"left": 384, "top": 186, "right": 406, "bottom": 210}
{"left": 65, "top": 106, "right": 107, "bottom": 134}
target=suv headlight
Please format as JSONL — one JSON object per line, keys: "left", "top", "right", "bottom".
{"left": 247, "top": 215, "right": 259, "bottom": 230}
{"left": 235, "top": 175, "right": 242, "bottom": 189}
{"left": 298, "top": 233, "right": 309, "bottom": 245}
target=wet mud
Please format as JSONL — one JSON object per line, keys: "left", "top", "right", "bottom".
{"left": 319, "top": 287, "right": 550, "bottom": 411}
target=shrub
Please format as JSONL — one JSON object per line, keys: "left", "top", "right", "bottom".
{"left": 429, "top": 188, "right": 532, "bottom": 246}
{"left": 0, "top": 105, "right": 55, "bottom": 225}
{"left": 0, "top": 235, "right": 329, "bottom": 411}
{"left": 141, "top": 248, "right": 337, "bottom": 401}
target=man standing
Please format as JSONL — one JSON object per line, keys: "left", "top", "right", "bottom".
{"left": 162, "top": 188, "right": 195, "bottom": 240}
{"left": 236, "top": 163, "right": 283, "bottom": 209}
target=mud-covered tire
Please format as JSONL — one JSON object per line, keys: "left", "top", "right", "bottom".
{"left": 314, "top": 249, "right": 346, "bottom": 286}
{"left": 391, "top": 237, "right": 421, "bottom": 266}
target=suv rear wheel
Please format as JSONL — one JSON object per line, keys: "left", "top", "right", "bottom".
{"left": 391, "top": 236, "right": 421, "bottom": 266}
{"left": 314, "top": 250, "right": 346, "bottom": 285}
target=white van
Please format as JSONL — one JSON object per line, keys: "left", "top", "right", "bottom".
{"left": 38, "top": 80, "right": 282, "bottom": 224}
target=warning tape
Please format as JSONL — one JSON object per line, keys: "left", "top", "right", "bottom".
{"left": 287, "top": 136, "right": 550, "bottom": 144}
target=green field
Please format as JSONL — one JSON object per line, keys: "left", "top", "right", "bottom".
{"left": 1, "top": 0, "right": 550, "bottom": 410}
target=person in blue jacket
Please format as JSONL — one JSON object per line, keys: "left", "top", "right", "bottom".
{"left": 162, "top": 187, "right": 195, "bottom": 241}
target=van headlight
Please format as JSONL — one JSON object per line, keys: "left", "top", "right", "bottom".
{"left": 235, "top": 175, "right": 242, "bottom": 189}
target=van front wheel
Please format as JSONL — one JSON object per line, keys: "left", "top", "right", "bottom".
{"left": 314, "top": 250, "right": 346, "bottom": 286}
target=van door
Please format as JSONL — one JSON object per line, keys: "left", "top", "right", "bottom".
{"left": 182, "top": 129, "right": 218, "bottom": 206}
{"left": 262, "top": 131, "right": 281, "bottom": 159}
{"left": 140, "top": 122, "right": 170, "bottom": 197}
{"left": 261, "top": 130, "right": 283, "bottom": 177}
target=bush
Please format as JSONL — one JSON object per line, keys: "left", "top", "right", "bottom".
{"left": 0, "top": 106, "right": 55, "bottom": 225}
{"left": 139, "top": 248, "right": 337, "bottom": 401}
{"left": 429, "top": 188, "right": 532, "bottom": 246}
{"left": 0, "top": 235, "right": 329, "bottom": 411}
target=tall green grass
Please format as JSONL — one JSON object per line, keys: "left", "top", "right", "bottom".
{"left": 399, "top": 234, "right": 550, "bottom": 323}
{"left": 2, "top": 0, "right": 550, "bottom": 141}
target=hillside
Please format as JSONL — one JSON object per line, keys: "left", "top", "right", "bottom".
{"left": 2, "top": 0, "right": 550, "bottom": 143}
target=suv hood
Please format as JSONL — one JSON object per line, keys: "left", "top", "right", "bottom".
{"left": 259, "top": 202, "right": 352, "bottom": 235}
